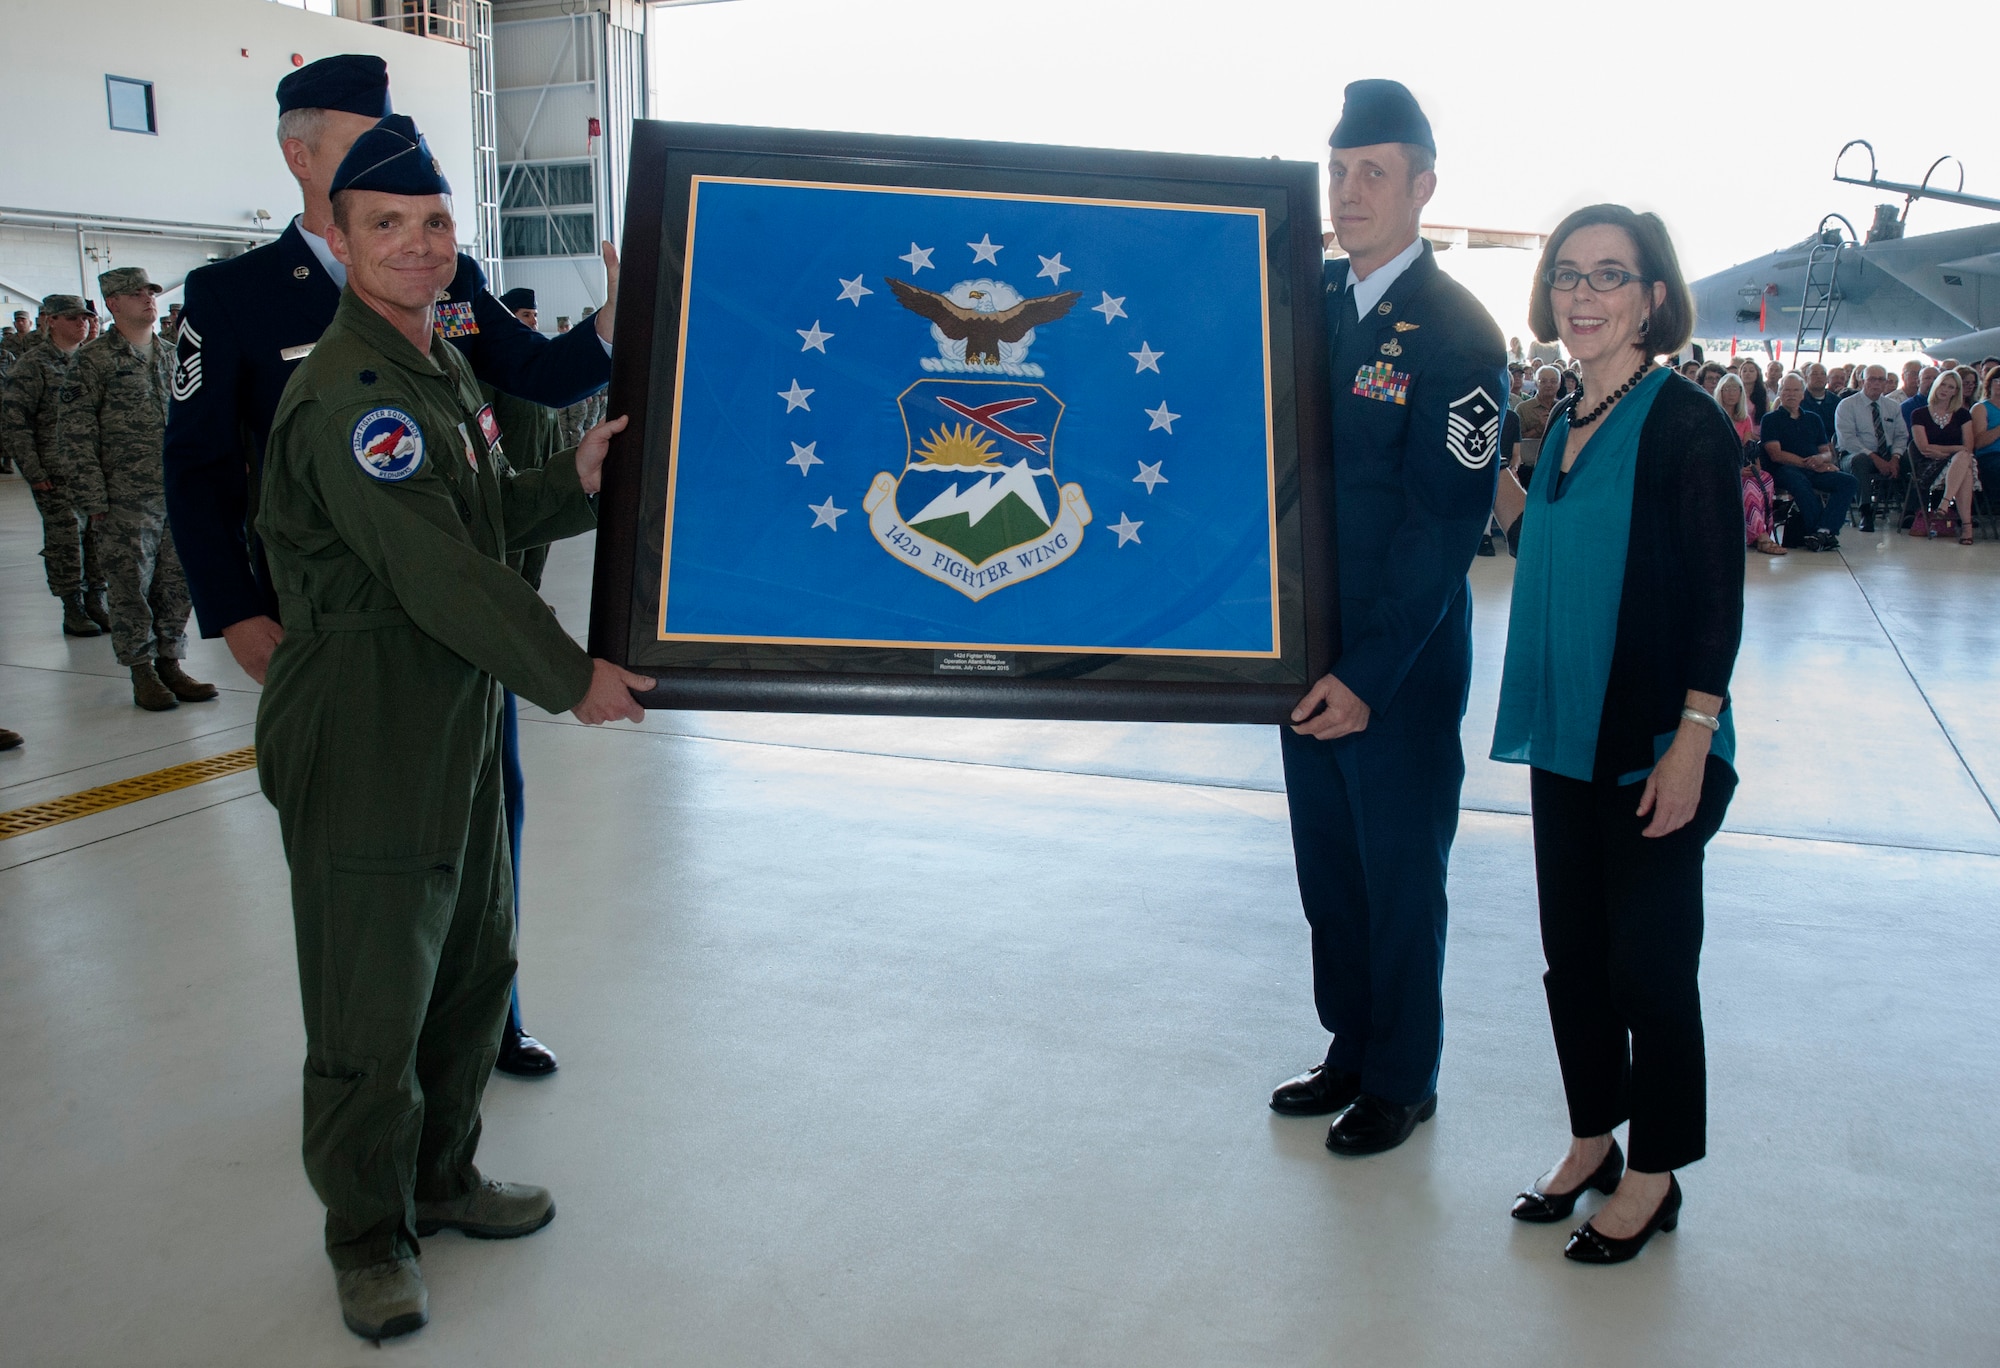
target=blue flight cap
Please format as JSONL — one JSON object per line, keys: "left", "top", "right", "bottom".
{"left": 1328, "top": 79, "right": 1435, "bottom": 154}
{"left": 276, "top": 53, "right": 392, "bottom": 119}
{"left": 498, "top": 287, "right": 536, "bottom": 312}
{"left": 330, "top": 115, "right": 451, "bottom": 198}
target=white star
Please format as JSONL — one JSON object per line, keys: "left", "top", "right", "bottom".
{"left": 797, "top": 320, "right": 833, "bottom": 353}
{"left": 836, "top": 275, "right": 872, "bottom": 305}
{"left": 1145, "top": 401, "right": 1180, "bottom": 433}
{"left": 968, "top": 233, "right": 1003, "bottom": 264}
{"left": 1109, "top": 513, "right": 1143, "bottom": 547}
{"left": 1129, "top": 341, "right": 1164, "bottom": 373}
{"left": 1037, "top": 253, "right": 1071, "bottom": 284}
{"left": 778, "top": 379, "right": 814, "bottom": 412}
{"left": 787, "top": 441, "right": 822, "bottom": 476}
{"left": 1133, "top": 460, "right": 1168, "bottom": 493}
{"left": 900, "top": 243, "right": 935, "bottom": 273}
{"left": 809, "top": 496, "right": 847, "bottom": 529}
{"left": 1091, "top": 291, "right": 1127, "bottom": 323}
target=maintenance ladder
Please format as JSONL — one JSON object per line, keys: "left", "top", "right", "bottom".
{"left": 1792, "top": 214, "right": 1858, "bottom": 369}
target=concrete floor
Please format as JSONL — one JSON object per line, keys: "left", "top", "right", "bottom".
{"left": 1, "top": 472, "right": 1996, "bottom": 1366}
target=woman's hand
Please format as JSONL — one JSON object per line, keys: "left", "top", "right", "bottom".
{"left": 574, "top": 413, "right": 629, "bottom": 495}
{"left": 1636, "top": 727, "right": 1711, "bottom": 838}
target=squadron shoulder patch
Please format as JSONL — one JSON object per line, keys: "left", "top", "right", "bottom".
{"left": 171, "top": 320, "right": 203, "bottom": 400}
{"left": 1445, "top": 386, "right": 1500, "bottom": 469}
{"left": 351, "top": 407, "right": 426, "bottom": 482}
{"left": 435, "top": 300, "right": 479, "bottom": 338}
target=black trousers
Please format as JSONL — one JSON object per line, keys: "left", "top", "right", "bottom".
{"left": 1529, "top": 757, "right": 1735, "bottom": 1173}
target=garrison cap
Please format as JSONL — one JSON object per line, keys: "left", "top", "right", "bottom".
{"left": 1329, "top": 78, "right": 1436, "bottom": 154}
{"left": 38, "top": 293, "right": 89, "bottom": 317}
{"left": 98, "top": 266, "right": 162, "bottom": 298}
{"left": 330, "top": 114, "right": 451, "bottom": 198}
{"left": 498, "top": 287, "right": 536, "bottom": 312}
{"left": 277, "top": 53, "right": 392, "bottom": 119}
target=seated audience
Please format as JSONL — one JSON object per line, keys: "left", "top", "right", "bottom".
{"left": 1800, "top": 363, "right": 1843, "bottom": 435}
{"left": 1764, "top": 359, "right": 1785, "bottom": 394}
{"left": 1761, "top": 371, "right": 1856, "bottom": 551}
{"left": 1833, "top": 364, "right": 1910, "bottom": 533}
{"left": 1909, "top": 370, "right": 1979, "bottom": 544}
{"left": 1697, "top": 361, "right": 1725, "bottom": 394}
{"left": 1972, "top": 367, "right": 2000, "bottom": 498}
{"left": 1718, "top": 373, "right": 1784, "bottom": 555}
{"left": 1900, "top": 365, "right": 1939, "bottom": 430}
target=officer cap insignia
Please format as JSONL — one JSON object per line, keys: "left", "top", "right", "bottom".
{"left": 276, "top": 53, "right": 391, "bottom": 120}
{"left": 351, "top": 407, "right": 426, "bottom": 482}
{"left": 358, "top": 370, "right": 378, "bottom": 386}
{"left": 294, "top": 265, "right": 312, "bottom": 279}
{"left": 1394, "top": 321, "right": 1420, "bottom": 332}
{"left": 1377, "top": 302, "right": 1392, "bottom": 316}
{"left": 171, "top": 319, "right": 203, "bottom": 401}
{"left": 1445, "top": 386, "right": 1501, "bottom": 470}
{"left": 329, "top": 114, "right": 451, "bottom": 198}
{"left": 1380, "top": 339, "right": 1403, "bottom": 357}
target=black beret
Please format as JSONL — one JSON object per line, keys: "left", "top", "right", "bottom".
{"left": 331, "top": 115, "right": 451, "bottom": 198}
{"left": 498, "top": 287, "right": 537, "bottom": 312}
{"left": 277, "top": 54, "right": 392, "bottom": 119}
{"left": 1329, "top": 79, "right": 1435, "bottom": 154}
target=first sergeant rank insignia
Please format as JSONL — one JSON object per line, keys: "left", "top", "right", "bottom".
{"left": 1445, "top": 387, "right": 1500, "bottom": 469}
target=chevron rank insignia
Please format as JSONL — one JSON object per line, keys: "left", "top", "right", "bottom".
{"left": 1445, "top": 386, "right": 1500, "bottom": 469}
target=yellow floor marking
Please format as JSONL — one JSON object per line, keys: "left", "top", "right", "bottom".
{"left": 0, "top": 746, "right": 258, "bottom": 840}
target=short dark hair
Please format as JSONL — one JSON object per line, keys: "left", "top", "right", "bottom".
{"left": 1527, "top": 203, "right": 1695, "bottom": 358}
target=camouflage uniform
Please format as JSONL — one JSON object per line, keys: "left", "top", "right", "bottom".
{"left": 1, "top": 325, "right": 106, "bottom": 600}
{"left": 554, "top": 390, "right": 605, "bottom": 450}
{"left": 71, "top": 314, "right": 193, "bottom": 667}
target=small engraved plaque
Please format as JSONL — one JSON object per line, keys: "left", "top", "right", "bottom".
{"left": 933, "top": 650, "right": 1019, "bottom": 676}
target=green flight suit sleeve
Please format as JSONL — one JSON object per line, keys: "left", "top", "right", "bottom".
{"left": 0, "top": 364, "right": 47, "bottom": 481}
{"left": 499, "top": 447, "right": 598, "bottom": 552}
{"left": 292, "top": 398, "right": 596, "bottom": 715}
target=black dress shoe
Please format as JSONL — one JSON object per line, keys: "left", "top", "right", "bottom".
{"left": 1324, "top": 1092, "right": 1436, "bottom": 1156}
{"left": 1476, "top": 533, "right": 1497, "bottom": 557}
{"left": 495, "top": 1033, "right": 558, "bottom": 1078}
{"left": 1564, "top": 1174, "right": 1681, "bottom": 1264}
{"left": 1511, "top": 1138, "right": 1624, "bottom": 1223}
{"left": 1269, "top": 1064, "right": 1362, "bottom": 1117}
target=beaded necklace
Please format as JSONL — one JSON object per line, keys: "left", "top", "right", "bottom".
{"left": 1570, "top": 359, "right": 1655, "bottom": 431}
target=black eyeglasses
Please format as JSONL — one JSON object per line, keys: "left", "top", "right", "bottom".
{"left": 1543, "top": 267, "right": 1645, "bottom": 292}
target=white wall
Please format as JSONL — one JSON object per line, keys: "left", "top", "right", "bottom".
{"left": 0, "top": 0, "right": 477, "bottom": 270}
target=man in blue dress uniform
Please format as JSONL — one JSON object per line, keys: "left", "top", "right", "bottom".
{"left": 163, "top": 55, "right": 611, "bottom": 1077}
{"left": 1268, "top": 80, "right": 1508, "bottom": 1155}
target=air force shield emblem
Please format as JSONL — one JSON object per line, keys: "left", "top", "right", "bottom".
{"left": 864, "top": 379, "right": 1091, "bottom": 601}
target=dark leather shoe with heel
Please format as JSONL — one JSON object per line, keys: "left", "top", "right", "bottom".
{"left": 1511, "top": 1138, "right": 1624, "bottom": 1223}
{"left": 1269, "top": 1064, "right": 1361, "bottom": 1117}
{"left": 495, "top": 1032, "right": 558, "bottom": 1077}
{"left": 1324, "top": 1092, "right": 1436, "bottom": 1156}
{"left": 1564, "top": 1173, "right": 1681, "bottom": 1264}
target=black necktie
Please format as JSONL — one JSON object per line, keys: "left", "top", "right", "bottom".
{"left": 1870, "top": 400, "right": 1886, "bottom": 456}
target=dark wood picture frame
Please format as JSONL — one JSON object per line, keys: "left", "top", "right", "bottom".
{"left": 590, "top": 120, "right": 1335, "bottom": 723}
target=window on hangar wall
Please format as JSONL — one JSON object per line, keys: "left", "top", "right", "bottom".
{"left": 106, "top": 75, "right": 156, "bottom": 134}
{"left": 500, "top": 162, "right": 596, "bottom": 258}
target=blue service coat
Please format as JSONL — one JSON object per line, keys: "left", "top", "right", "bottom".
{"left": 163, "top": 221, "right": 611, "bottom": 636}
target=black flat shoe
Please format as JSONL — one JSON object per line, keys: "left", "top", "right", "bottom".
{"left": 495, "top": 1033, "right": 559, "bottom": 1078}
{"left": 1269, "top": 1063, "right": 1361, "bottom": 1117}
{"left": 1324, "top": 1092, "right": 1436, "bottom": 1156}
{"left": 1511, "top": 1138, "right": 1624, "bottom": 1223}
{"left": 1564, "top": 1174, "right": 1681, "bottom": 1264}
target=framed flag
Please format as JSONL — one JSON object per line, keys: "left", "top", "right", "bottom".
{"left": 590, "top": 121, "right": 1335, "bottom": 722}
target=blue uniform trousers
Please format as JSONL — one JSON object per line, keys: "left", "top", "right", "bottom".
{"left": 501, "top": 691, "right": 526, "bottom": 1038}
{"left": 1279, "top": 623, "right": 1470, "bottom": 1105}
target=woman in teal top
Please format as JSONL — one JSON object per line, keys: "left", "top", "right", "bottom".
{"left": 1970, "top": 367, "right": 2000, "bottom": 513}
{"left": 1490, "top": 205, "right": 1745, "bottom": 1266}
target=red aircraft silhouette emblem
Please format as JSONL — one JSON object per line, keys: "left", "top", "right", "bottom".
{"left": 361, "top": 420, "right": 420, "bottom": 470}
{"left": 935, "top": 395, "right": 1047, "bottom": 454}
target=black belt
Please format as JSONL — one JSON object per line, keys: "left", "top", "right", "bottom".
{"left": 278, "top": 597, "right": 412, "bottom": 633}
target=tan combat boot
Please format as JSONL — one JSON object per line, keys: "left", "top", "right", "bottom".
{"left": 61, "top": 593, "right": 101, "bottom": 637}
{"left": 83, "top": 588, "right": 112, "bottom": 632}
{"left": 414, "top": 1178, "right": 555, "bottom": 1239}
{"left": 336, "top": 1257, "right": 427, "bottom": 1341}
{"left": 154, "top": 658, "right": 218, "bottom": 702}
{"left": 130, "top": 662, "right": 178, "bottom": 711}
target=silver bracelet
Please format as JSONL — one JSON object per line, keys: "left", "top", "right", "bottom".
{"left": 1680, "top": 707, "right": 1721, "bottom": 732}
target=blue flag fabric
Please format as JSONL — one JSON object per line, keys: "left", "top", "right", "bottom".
{"left": 659, "top": 177, "right": 1280, "bottom": 656}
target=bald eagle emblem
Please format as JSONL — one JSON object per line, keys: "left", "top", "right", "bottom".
{"left": 888, "top": 277, "right": 1080, "bottom": 376}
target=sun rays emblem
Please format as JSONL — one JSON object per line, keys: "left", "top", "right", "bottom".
{"left": 863, "top": 380, "right": 1092, "bottom": 601}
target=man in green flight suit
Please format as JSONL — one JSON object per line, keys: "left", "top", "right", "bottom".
{"left": 256, "top": 113, "right": 653, "bottom": 1342}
